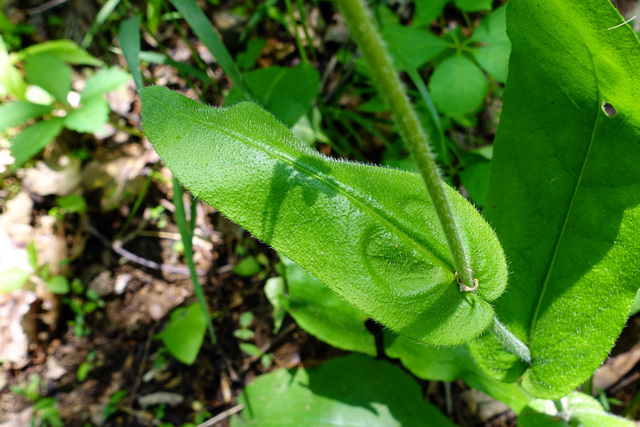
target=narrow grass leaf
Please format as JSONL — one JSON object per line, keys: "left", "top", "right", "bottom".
{"left": 118, "top": 16, "right": 143, "bottom": 91}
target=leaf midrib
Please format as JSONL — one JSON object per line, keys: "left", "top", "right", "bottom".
{"left": 528, "top": 107, "right": 602, "bottom": 339}
{"left": 152, "top": 93, "right": 454, "bottom": 276}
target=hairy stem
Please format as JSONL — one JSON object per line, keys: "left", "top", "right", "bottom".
{"left": 334, "top": 0, "right": 475, "bottom": 291}
{"left": 489, "top": 317, "right": 532, "bottom": 364}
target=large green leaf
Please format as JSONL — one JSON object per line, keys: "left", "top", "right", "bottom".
{"left": 382, "top": 25, "right": 448, "bottom": 72}
{"left": 0, "top": 101, "right": 53, "bottom": 131}
{"left": 10, "top": 117, "right": 64, "bottom": 167}
{"left": 470, "top": 0, "right": 640, "bottom": 398}
{"left": 23, "top": 53, "right": 71, "bottom": 104}
{"left": 230, "top": 354, "right": 455, "bottom": 427}
{"left": 141, "top": 86, "right": 508, "bottom": 346}
{"left": 282, "top": 257, "right": 376, "bottom": 356}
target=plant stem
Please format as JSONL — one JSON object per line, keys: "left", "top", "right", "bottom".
{"left": 334, "top": 0, "right": 475, "bottom": 291}
{"left": 489, "top": 317, "right": 532, "bottom": 364}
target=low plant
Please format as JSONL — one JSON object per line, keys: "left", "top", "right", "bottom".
{"left": 139, "top": 0, "right": 639, "bottom": 424}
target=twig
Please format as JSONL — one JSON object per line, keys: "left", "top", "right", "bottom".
{"left": 197, "top": 404, "right": 244, "bottom": 427}
{"left": 28, "top": 0, "right": 67, "bottom": 14}
{"left": 83, "top": 221, "right": 208, "bottom": 276}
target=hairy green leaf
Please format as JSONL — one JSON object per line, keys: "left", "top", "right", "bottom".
{"left": 470, "top": 0, "right": 640, "bottom": 398}
{"left": 230, "top": 354, "right": 455, "bottom": 427}
{"left": 141, "top": 86, "right": 508, "bottom": 346}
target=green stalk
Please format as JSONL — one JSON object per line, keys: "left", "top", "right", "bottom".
{"left": 334, "top": 0, "right": 475, "bottom": 292}
{"left": 335, "top": 0, "right": 531, "bottom": 362}
{"left": 284, "top": 0, "right": 309, "bottom": 63}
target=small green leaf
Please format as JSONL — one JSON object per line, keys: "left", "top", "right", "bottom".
{"left": 454, "top": 0, "right": 492, "bottom": 12}
{"left": 519, "top": 392, "right": 634, "bottom": 427}
{"left": 239, "top": 342, "right": 262, "bottom": 357}
{"left": 383, "top": 25, "right": 448, "bottom": 71}
{"left": 158, "top": 303, "right": 207, "bottom": 365}
{"left": 64, "top": 96, "right": 109, "bottom": 133}
{"left": 46, "top": 275, "right": 70, "bottom": 294}
{"left": 429, "top": 54, "right": 488, "bottom": 117}
{"left": 56, "top": 194, "right": 87, "bottom": 213}
{"left": 141, "top": 86, "right": 508, "bottom": 346}
{"left": 471, "top": 5, "right": 510, "bottom": 83}
{"left": 0, "top": 101, "right": 53, "bottom": 131}
{"left": 0, "top": 267, "right": 31, "bottom": 293}
{"left": 230, "top": 354, "right": 456, "bottom": 427}
{"left": 81, "top": 67, "right": 131, "bottom": 100}
{"left": 23, "top": 53, "right": 71, "bottom": 104}
{"left": 283, "top": 257, "right": 376, "bottom": 356}
{"left": 19, "top": 40, "right": 103, "bottom": 66}
{"left": 225, "top": 63, "right": 320, "bottom": 127}
{"left": 0, "top": 36, "right": 27, "bottom": 99}
{"left": 412, "top": 0, "right": 448, "bottom": 28}
{"left": 10, "top": 117, "right": 65, "bottom": 167}
{"left": 264, "top": 276, "right": 286, "bottom": 332}
{"left": 233, "top": 328, "right": 255, "bottom": 340}
{"left": 236, "top": 38, "right": 266, "bottom": 71}
{"left": 232, "top": 256, "right": 262, "bottom": 277}
{"left": 239, "top": 311, "right": 254, "bottom": 328}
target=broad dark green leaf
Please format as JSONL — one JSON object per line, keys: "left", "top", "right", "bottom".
{"left": 282, "top": 257, "right": 376, "bottom": 356}
{"left": 10, "top": 117, "right": 64, "bottom": 167}
{"left": 384, "top": 332, "right": 530, "bottom": 413}
{"left": 230, "top": 354, "right": 455, "bottom": 427}
{"left": 429, "top": 54, "right": 488, "bottom": 117}
{"left": 454, "top": 0, "right": 492, "bottom": 12}
{"left": 141, "top": 86, "right": 508, "bottom": 346}
{"left": 519, "top": 392, "right": 633, "bottom": 427}
{"left": 23, "top": 53, "right": 70, "bottom": 104}
{"left": 0, "top": 101, "right": 53, "bottom": 131}
{"left": 225, "top": 63, "right": 320, "bottom": 127}
{"left": 470, "top": 0, "right": 640, "bottom": 399}
{"left": 412, "top": 0, "right": 448, "bottom": 28}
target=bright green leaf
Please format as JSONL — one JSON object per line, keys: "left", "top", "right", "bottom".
{"left": 46, "top": 275, "right": 70, "bottom": 294}
{"left": 412, "top": 0, "right": 448, "bottom": 28}
{"left": 470, "top": 0, "right": 640, "bottom": 399}
{"left": 10, "top": 117, "right": 64, "bottom": 167}
{"left": 454, "top": 0, "right": 492, "bottom": 12}
{"left": 56, "top": 194, "right": 87, "bottom": 213}
{"left": 64, "top": 96, "right": 109, "bottom": 133}
{"left": 264, "top": 276, "right": 286, "bottom": 332}
{"left": 429, "top": 54, "right": 488, "bottom": 117}
{"left": 519, "top": 392, "right": 634, "bottom": 427}
{"left": 383, "top": 25, "right": 448, "bottom": 71}
{"left": 239, "top": 311, "right": 254, "bottom": 328}
{"left": 471, "top": 5, "right": 510, "bottom": 83}
{"left": 81, "top": 67, "right": 131, "bottom": 100}
{"left": 0, "top": 268, "right": 31, "bottom": 293}
{"left": 283, "top": 257, "right": 376, "bottom": 356}
{"left": 230, "top": 354, "right": 456, "bottom": 427}
{"left": 385, "top": 332, "right": 531, "bottom": 413}
{"left": 158, "top": 303, "right": 207, "bottom": 365}
{"left": 232, "top": 256, "right": 262, "bottom": 277}
{"left": 23, "top": 53, "right": 71, "bottom": 103}
{"left": 225, "top": 63, "right": 320, "bottom": 127}
{"left": 19, "top": 40, "right": 103, "bottom": 66}
{"left": 140, "top": 86, "right": 508, "bottom": 346}
{"left": 238, "top": 342, "right": 262, "bottom": 357}
{"left": 0, "top": 101, "right": 53, "bottom": 131}
{"left": 0, "top": 36, "right": 26, "bottom": 98}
